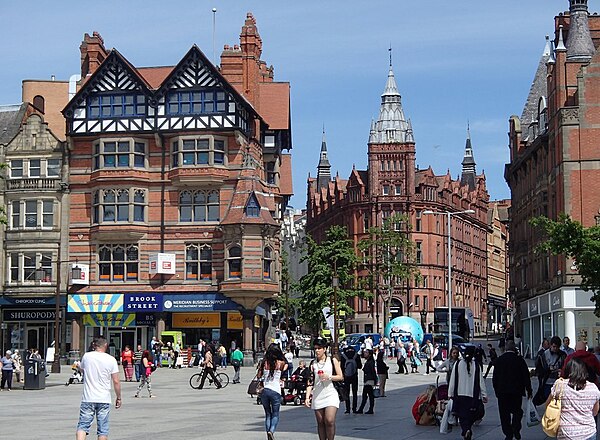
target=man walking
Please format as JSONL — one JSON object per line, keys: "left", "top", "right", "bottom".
{"left": 492, "top": 340, "right": 532, "bottom": 440}
{"left": 340, "top": 345, "right": 362, "bottom": 413}
{"left": 396, "top": 342, "right": 408, "bottom": 374}
{"left": 133, "top": 344, "right": 143, "bottom": 381}
{"left": 424, "top": 339, "right": 435, "bottom": 375}
{"left": 483, "top": 343, "right": 498, "bottom": 379}
{"left": 76, "top": 337, "right": 121, "bottom": 440}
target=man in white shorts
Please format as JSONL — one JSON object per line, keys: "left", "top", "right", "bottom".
{"left": 76, "top": 337, "right": 122, "bottom": 440}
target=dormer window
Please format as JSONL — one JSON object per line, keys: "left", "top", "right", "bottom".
{"left": 88, "top": 94, "right": 146, "bottom": 119}
{"left": 166, "top": 90, "right": 227, "bottom": 115}
{"left": 245, "top": 193, "right": 260, "bottom": 217}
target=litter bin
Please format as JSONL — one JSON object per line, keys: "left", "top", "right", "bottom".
{"left": 24, "top": 358, "right": 46, "bottom": 390}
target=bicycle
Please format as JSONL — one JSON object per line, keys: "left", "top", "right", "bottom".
{"left": 189, "top": 368, "right": 229, "bottom": 389}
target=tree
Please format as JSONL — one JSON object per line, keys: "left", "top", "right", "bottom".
{"left": 358, "top": 213, "right": 420, "bottom": 328}
{"left": 298, "top": 225, "right": 363, "bottom": 333}
{"left": 531, "top": 214, "right": 600, "bottom": 316}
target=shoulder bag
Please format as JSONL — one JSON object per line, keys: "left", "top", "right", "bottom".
{"left": 542, "top": 378, "right": 564, "bottom": 437}
{"left": 328, "top": 357, "right": 348, "bottom": 401}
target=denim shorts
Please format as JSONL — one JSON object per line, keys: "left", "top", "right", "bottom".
{"left": 76, "top": 402, "right": 111, "bottom": 436}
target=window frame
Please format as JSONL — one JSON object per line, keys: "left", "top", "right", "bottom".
{"left": 227, "top": 245, "right": 242, "bottom": 280}
{"left": 171, "top": 135, "right": 228, "bottom": 168}
{"left": 8, "top": 251, "right": 53, "bottom": 284}
{"left": 263, "top": 247, "right": 273, "bottom": 280}
{"left": 9, "top": 199, "right": 55, "bottom": 230}
{"left": 98, "top": 244, "right": 139, "bottom": 282}
{"left": 245, "top": 194, "right": 260, "bottom": 218}
{"left": 88, "top": 94, "right": 146, "bottom": 119}
{"left": 92, "top": 188, "right": 146, "bottom": 224}
{"left": 185, "top": 244, "right": 213, "bottom": 281}
{"left": 179, "top": 190, "right": 220, "bottom": 223}
{"left": 93, "top": 138, "right": 147, "bottom": 170}
{"left": 166, "top": 90, "right": 228, "bottom": 115}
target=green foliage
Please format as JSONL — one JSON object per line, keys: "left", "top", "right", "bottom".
{"left": 531, "top": 214, "right": 600, "bottom": 316}
{"left": 298, "top": 225, "right": 364, "bottom": 331}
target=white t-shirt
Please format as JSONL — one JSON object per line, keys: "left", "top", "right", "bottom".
{"left": 285, "top": 352, "right": 294, "bottom": 363}
{"left": 80, "top": 351, "right": 119, "bottom": 404}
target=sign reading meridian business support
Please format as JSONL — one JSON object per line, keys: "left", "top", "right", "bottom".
{"left": 162, "top": 293, "right": 241, "bottom": 312}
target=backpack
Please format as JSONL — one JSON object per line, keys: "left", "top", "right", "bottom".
{"left": 341, "top": 352, "right": 358, "bottom": 377}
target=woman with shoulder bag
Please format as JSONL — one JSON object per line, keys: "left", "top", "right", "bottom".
{"left": 257, "top": 344, "right": 288, "bottom": 440}
{"left": 545, "top": 357, "right": 600, "bottom": 440}
{"left": 375, "top": 347, "right": 388, "bottom": 397}
{"left": 305, "top": 337, "right": 344, "bottom": 439}
{"left": 198, "top": 345, "right": 222, "bottom": 389}
{"left": 134, "top": 350, "right": 154, "bottom": 398}
{"left": 356, "top": 348, "right": 377, "bottom": 414}
{"left": 231, "top": 347, "right": 244, "bottom": 384}
{"left": 448, "top": 346, "right": 487, "bottom": 440}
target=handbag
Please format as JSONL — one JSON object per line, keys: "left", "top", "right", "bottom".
{"left": 333, "top": 381, "right": 349, "bottom": 401}
{"left": 247, "top": 378, "right": 264, "bottom": 396}
{"left": 373, "top": 386, "right": 381, "bottom": 398}
{"left": 542, "top": 378, "right": 564, "bottom": 437}
{"left": 231, "top": 359, "right": 241, "bottom": 368}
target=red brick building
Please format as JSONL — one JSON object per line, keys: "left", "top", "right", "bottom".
{"left": 506, "top": 0, "right": 600, "bottom": 354}
{"left": 307, "top": 66, "right": 489, "bottom": 335}
{"left": 62, "top": 14, "right": 292, "bottom": 358}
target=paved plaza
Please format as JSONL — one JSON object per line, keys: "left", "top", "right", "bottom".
{"left": 2, "top": 355, "right": 563, "bottom": 440}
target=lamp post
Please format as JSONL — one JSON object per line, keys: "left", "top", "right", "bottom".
{"left": 332, "top": 266, "right": 339, "bottom": 356}
{"left": 420, "top": 309, "right": 427, "bottom": 332}
{"left": 423, "top": 209, "right": 475, "bottom": 351}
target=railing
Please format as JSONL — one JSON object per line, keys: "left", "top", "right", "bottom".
{"left": 7, "top": 179, "right": 60, "bottom": 190}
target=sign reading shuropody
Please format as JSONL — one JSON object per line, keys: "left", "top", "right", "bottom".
{"left": 162, "top": 293, "right": 240, "bottom": 312}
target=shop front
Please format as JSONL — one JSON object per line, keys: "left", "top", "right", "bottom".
{"left": 0, "top": 296, "right": 68, "bottom": 358}
{"left": 521, "top": 287, "right": 598, "bottom": 358}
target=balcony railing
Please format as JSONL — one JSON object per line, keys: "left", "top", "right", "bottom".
{"left": 7, "top": 179, "right": 60, "bottom": 190}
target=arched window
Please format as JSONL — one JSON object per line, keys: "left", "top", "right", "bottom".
{"left": 227, "top": 246, "right": 242, "bottom": 279}
{"left": 33, "top": 95, "right": 45, "bottom": 113}
{"left": 98, "top": 244, "right": 138, "bottom": 281}
{"left": 186, "top": 244, "right": 212, "bottom": 281}
{"left": 93, "top": 189, "right": 146, "bottom": 223}
{"left": 263, "top": 247, "right": 273, "bottom": 280}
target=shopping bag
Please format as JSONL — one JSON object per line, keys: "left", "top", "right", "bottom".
{"left": 526, "top": 398, "right": 541, "bottom": 427}
{"left": 439, "top": 400, "right": 453, "bottom": 434}
{"left": 373, "top": 386, "right": 381, "bottom": 398}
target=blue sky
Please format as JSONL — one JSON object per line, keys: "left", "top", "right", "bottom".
{"left": 0, "top": 1, "right": 567, "bottom": 207}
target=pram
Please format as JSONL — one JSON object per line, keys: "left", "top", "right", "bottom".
{"left": 65, "top": 361, "right": 83, "bottom": 386}
{"left": 282, "top": 374, "right": 307, "bottom": 406}
{"left": 434, "top": 375, "right": 450, "bottom": 424}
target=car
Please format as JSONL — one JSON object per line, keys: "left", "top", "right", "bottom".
{"left": 339, "top": 333, "right": 381, "bottom": 353}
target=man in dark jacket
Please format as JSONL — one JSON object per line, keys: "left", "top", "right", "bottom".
{"left": 492, "top": 340, "right": 532, "bottom": 440}
{"left": 340, "top": 345, "right": 362, "bottom": 414}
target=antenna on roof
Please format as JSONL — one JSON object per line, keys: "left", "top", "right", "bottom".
{"left": 212, "top": 8, "right": 217, "bottom": 66}
{"left": 389, "top": 43, "right": 393, "bottom": 67}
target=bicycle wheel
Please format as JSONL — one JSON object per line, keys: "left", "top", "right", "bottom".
{"left": 216, "top": 372, "right": 229, "bottom": 388}
{"left": 189, "top": 372, "right": 203, "bottom": 389}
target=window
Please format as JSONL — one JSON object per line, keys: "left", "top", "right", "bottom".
{"left": 93, "top": 139, "right": 146, "bottom": 170}
{"left": 245, "top": 194, "right": 260, "bottom": 218}
{"left": 47, "top": 159, "right": 61, "bottom": 177}
{"left": 363, "top": 214, "right": 369, "bottom": 232}
{"left": 88, "top": 94, "right": 146, "bottom": 119}
{"left": 185, "top": 244, "right": 212, "bottom": 281}
{"left": 166, "top": 90, "right": 227, "bottom": 115}
{"left": 416, "top": 210, "right": 422, "bottom": 232}
{"left": 9, "top": 159, "right": 61, "bottom": 178}
{"left": 33, "top": 95, "right": 45, "bottom": 113}
{"left": 29, "top": 160, "right": 41, "bottom": 177}
{"left": 263, "top": 247, "right": 273, "bottom": 280}
{"left": 415, "top": 295, "right": 420, "bottom": 308}
{"left": 8, "top": 252, "right": 52, "bottom": 283}
{"left": 10, "top": 199, "right": 54, "bottom": 229}
{"left": 179, "top": 190, "right": 220, "bottom": 222}
{"left": 10, "top": 160, "right": 23, "bottom": 178}
{"left": 382, "top": 185, "right": 390, "bottom": 196}
{"left": 416, "top": 242, "right": 422, "bottom": 263}
{"left": 171, "top": 136, "right": 227, "bottom": 167}
{"left": 266, "top": 162, "right": 276, "bottom": 184}
{"left": 423, "top": 275, "right": 428, "bottom": 288}
{"left": 227, "top": 246, "right": 242, "bottom": 279}
{"left": 98, "top": 244, "right": 138, "bottom": 282}
{"left": 395, "top": 185, "right": 402, "bottom": 195}
{"left": 93, "top": 189, "right": 146, "bottom": 223}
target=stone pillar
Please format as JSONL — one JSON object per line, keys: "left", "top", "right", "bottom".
{"left": 565, "top": 309, "right": 576, "bottom": 345}
{"left": 72, "top": 319, "right": 80, "bottom": 353}
{"left": 241, "top": 309, "right": 255, "bottom": 366}
{"left": 157, "top": 317, "right": 166, "bottom": 337}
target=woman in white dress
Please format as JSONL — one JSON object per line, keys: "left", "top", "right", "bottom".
{"left": 305, "top": 337, "right": 344, "bottom": 440}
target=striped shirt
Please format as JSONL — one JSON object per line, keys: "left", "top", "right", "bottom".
{"left": 134, "top": 350, "right": 143, "bottom": 365}
{"left": 552, "top": 380, "right": 600, "bottom": 440}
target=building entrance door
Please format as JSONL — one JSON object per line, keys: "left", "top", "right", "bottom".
{"left": 108, "top": 329, "right": 136, "bottom": 360}
{"left": 27, "top": 326, "right": 47, "bottom": 356}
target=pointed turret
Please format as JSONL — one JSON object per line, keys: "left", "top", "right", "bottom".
{"left": 566, "top": 0, "right": 595, "bottom": 61}
{"left": 521, "top": 36, "right": 554, "bottom": 130}
{"left": 368, "top": 65, "right": 410, "bottom": 144}
{"left": 461, "top": 125, "right": 477, "bottom": 190}
{"left": 317, "top": 127, "right": 331, "bottom": 190}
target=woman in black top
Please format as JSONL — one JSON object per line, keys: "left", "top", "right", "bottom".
{"left": 375, "top": 348, "right": 389, "bottom": 397}
{"left": 357, "top": 349, "right": 377, "bottom": 414}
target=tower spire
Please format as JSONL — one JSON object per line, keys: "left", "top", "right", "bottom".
{"left": 317, "top": 125, "right": 331, "bottom": 190}
{"left": 461, "top": 124, "right": 477, "bottom": 190}
{"left": 566, "top": 0, "right": 595, "bottom": 60}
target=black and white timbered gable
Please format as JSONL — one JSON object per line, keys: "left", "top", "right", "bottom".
{"left": 63, "top": 45, "right": 261, "bottom": 137}
{"left": 64, "top": 50, "right": 154, "bottom": 135}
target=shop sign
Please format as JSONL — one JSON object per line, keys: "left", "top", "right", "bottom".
{"left": 162, "top": 293, "right": 240, "bottom": 312}
{"left": 227, "top": 312, "right": 243, "bottom": 330}
{"left": 172, "top": 313, "right": 220, "bottom": 328}
{"left": 135, "top": 313, "right": 156, "bottom": 326}
{"left": 529, "top": 301, "right": 538, "bottom": 316}
{"left": 82, "top": 313, "right": 135, "bottom": 327}
{"left": 124, "top": 293, "right": 163, "bottom": 311}
{"left": 68, "top": 294, "right": 124, "bottom": 313}
{"left": 0, "top": 296, "right": 66, "bottom": 306}
{"left": 149, "top": 253, "right": 176, "bottom": 275}
{"left": 551, "top": 293, "right": 562, "bottom": 310}
{"left": 70, "top": 264, "right": 90, "bottom": 285}
{"left": 3, "top": 309, "right": 56, "bottom": 321}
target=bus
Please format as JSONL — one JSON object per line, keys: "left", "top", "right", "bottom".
{"left": 433, "top": 307, "right": 473, "bottom": 341}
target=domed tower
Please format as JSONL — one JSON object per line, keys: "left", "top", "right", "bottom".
{"left": 566, "top": 0, "right": 595, "bottom": 61}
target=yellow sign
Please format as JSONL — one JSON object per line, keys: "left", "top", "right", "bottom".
{"left": 172, "top": 313, "right": 220, "bottom": 328}
{"left": 227, "top": 312, "right": 243, "bottom": 330}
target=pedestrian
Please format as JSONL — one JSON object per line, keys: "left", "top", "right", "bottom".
{"left": 375, "top": 347, "right": 389, "bottom": 397}
{"left": 546, "top": 357, "right": 600, "bottom": 440}
{"left": 356, "top": 348, "right": 377, "bottom": 414}
{"left": 534, "top": 339, "right": 550, "bottom": 392}
{"left": 410, "top": 344, "right": 421, "bottom": 374}
{"left": 340, "top": 345, "right": 362, "bottom": 413}
{"left": 561, "top": 341, "right": 600, "bottom": 387}
{"left": 134, "top": 350, "right": 153, "bottom": 398}
{"left": 492, "top": 340, "right": 532, "bottom": 440}
{"left": 197, "top": 345, "right": 222, "bottom": 389}
{"left": 364, "top": 335, "right": 374, "bottom": 351}
{"left": 76, "top": 337, "right": 121, "bottom": 440}
{"left": 218, "top": 344, "right": 228, "bottom": 369}
{"left": 1, "top": 350, "right": 15, "bottom": 390}
{"left": 424, "top": 339, "right": 435, "bottom": 375}
{"left": 152, "top": 339, "right": 162, "bottom": 368}
{"left": 230, "top": 346, "right": 244, "bottom": 384}
{"left": 389, "top": 338, "right": 396, "bottom": 358}
{"left": 448, "top": 345, "right": 488, "bottom": 440}
{"left": 513, "top": 334, "right": 522, "bottom": 354}
{"left": 438, "top": 346, "right": 460, "bottom": 384}
{"left": 133, "top": 344, "right": 143, "bottom": 381}
{"left": 562, "top": 336, "right": 575, "bottom": 356}
{"left": 396, "top": 342, "right": 408, "bottom": 375}
{"left": 257, "top": 343, "right": 288, "bottom": 440}
{"left": 284, "top": 347, "right": 294, "bottom": 378}
{"left": 11, "top": 350, "right": 23, "bottom": 384}
{"left": 305, "top": 337, "right": 344, "bottom": 440}
{"left": 538, "top": 336, "right": 567, "bottom": 402}
{"left": 280, "top": 330, "right": 288, "bottom": 351}
{"left": 120, "top": 345, "right": 134, "bottom": 382}
{"left": 474, "top": 344, "right": 487, "bottom": 367}
{"left": 483, "top": 343, "right": 498, "bottom": 379}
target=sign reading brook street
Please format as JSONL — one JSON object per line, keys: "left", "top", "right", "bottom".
{"left": 124, "top": 293, "right": 163, "bottom": 311}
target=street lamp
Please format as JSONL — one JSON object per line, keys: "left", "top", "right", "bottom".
{"left": 423, "top": 209, "right": 475, "bottom": 351}
{"left": 332, "top": 270, "right": 339, "bottom": 356}
{"left": 419, "top": 309, "right": 427, "bottom": 331}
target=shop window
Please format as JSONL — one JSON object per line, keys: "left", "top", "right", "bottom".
{"left": 227, "top": 246, "right": 242, "bottom": 279}
{"left": 93, "top": 139, "right": 146, "bottom": 170}
{"left": 263, "top": 247, "right": 273, "bottom": 280}
{"left": 98, "top": 244, "right": 138, "bottom": 282}
{"left": 179, "top": 190, "right": 220, "bottom": 222}
{"left": 185, "top": 244, "right": 212, "bottom": 281}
